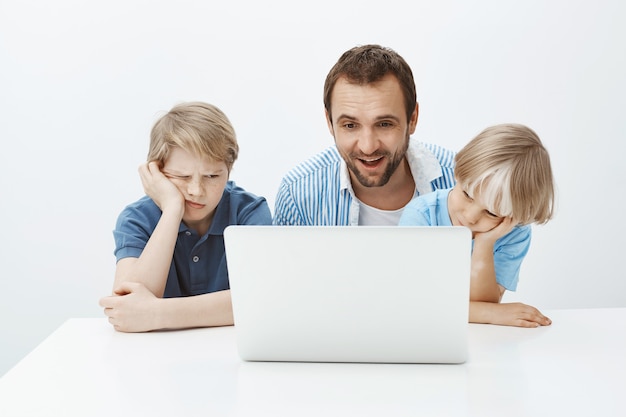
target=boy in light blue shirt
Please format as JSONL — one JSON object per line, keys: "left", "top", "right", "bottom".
{"left": 400, "top": 124, "right": 555, "bottom": 328}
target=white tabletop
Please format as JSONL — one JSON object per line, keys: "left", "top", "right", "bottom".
{"left": 1, "top": 308, "right": 625, "bottom": 417}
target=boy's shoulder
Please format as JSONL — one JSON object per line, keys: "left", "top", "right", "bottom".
{"left": 115, "top": 195, "right": 163, "bottom": 231}
{"left": 223, "top": 181, "right": 267, "bottom": 205}
{"left": 217, "top": 181, "right": 272, "bottom": 225}
{"left": 415, "top": 188, "right": 451, "bottom": 205}
{"left": 402, "top": 188, "right": 453, "bottom": 227}
{"left": 120, "top": 195, "right": 160, "bottom": 217}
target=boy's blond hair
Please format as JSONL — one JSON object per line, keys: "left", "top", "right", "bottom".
{"left": 147, "top": 102, "right": 239, "bottom": 171}
{"left": 454, "top": 123, "right": 555, "bottom": 225}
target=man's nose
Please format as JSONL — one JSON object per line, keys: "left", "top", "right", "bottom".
{"left": 357, "top": 128, "right": 379, "bottom": 155}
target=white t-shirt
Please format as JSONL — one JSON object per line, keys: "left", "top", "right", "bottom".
{"left": 358, "top": 199, "right": 409, "bottom": 225}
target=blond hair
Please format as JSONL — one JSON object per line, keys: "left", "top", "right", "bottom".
{"left": 454, "top": 123, "right": 555, "bottom": 225}
{"left": 148, "top": 101, "right": 239, "bottom": 171}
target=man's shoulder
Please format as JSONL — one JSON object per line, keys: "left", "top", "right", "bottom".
{"left": 281, "top": 146, "right": 342, "bottom": 184}
{"left": 414, "top": 141, "right": 456, "bottom": 168}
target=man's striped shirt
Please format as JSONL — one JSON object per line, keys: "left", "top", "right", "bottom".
{"left": 273, "top": 140, "right": 456, "bottom": 226}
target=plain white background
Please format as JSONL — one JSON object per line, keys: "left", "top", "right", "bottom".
{"left": 1, "top": 0, "right": 625, "bottom": 376}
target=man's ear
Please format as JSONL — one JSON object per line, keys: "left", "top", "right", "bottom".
{"left": 325, "top": 109, "right": 334, "bottom": 137}
{"left": 408, "top": 102, "right": 419, "bottom": 134}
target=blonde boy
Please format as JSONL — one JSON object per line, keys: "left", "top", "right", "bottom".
{"left": 100, "top": 102, "right": 272, "bottom": 332}
{"left": 399, "top": 124, "right": 555, "bottom": 327}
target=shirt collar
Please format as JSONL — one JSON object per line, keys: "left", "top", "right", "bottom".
{"left": 405, "top": 140, "right": 443, "bottom": 194}
{"left": 339, "top": 157, "right": 353, "bottom": 193}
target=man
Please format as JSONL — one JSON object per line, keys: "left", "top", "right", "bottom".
{"left": 273, "top": 44, "right": 456, "bottom": 226}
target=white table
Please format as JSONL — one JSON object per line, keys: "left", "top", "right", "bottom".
{"left": 1, "top": 309, "right": 624, "bottom": 417}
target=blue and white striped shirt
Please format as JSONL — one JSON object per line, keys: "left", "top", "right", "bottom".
{"left": 273, "top": 140, "right": 456, "bottom": 226}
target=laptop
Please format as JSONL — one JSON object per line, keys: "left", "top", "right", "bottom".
{"left": 223, "top": 226, "right": 472, "bottom": 364}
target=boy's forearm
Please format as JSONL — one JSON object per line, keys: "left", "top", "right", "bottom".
{"left": 157, "top": 290, "right": 234, "bottom": 330}
{"left": 468, "top": 301, "right": 495, "bottom": 324}
{"left": 114, "top": 209, "right": 181, "bottom": 296}
{"left": 469, "top": 242, "right": 502, "bottom": 303}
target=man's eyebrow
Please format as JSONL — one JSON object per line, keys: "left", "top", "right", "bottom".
{"left": 335, "top": 113, "right": 357, "bottom": 121}
{"left": 335, "top": 114, "right": 401, "bottom": 122}
{"left": 375, "top": 114, "right": 401, "bottom": 122}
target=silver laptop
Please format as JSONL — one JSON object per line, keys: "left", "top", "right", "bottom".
{"left": 224, "top": 226, "right": 472, "bottom": 364}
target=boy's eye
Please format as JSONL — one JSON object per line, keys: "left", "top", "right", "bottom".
{"left": 163, "top": 172, "right": 184, "bottom": 179}
{"left": 463, "top": 191, "right": 473, "bottom": 201}
{"left": 486, "top": 210, "right": 500, "bottom": 218}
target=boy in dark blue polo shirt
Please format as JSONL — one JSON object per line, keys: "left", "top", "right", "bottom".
{"left": 100, "top": 102, "right": 272, "bottom": 332}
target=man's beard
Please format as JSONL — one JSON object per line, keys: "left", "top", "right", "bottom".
{"left": 343, "top": 135, "right": 410, "bottom": 188}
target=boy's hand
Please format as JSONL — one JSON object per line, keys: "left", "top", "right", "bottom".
{"left": 474, "top": 217, "right": 516, "bottom": 245}
{"left": 99, "top": 282, "right": 163, "bottom": 332}
{"left": 470, "top": 301, "right": 552, "bottom": 328}
{"left": 139, "top": 161, "right": 184, "bottom": 216}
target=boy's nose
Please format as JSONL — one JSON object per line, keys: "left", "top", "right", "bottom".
{"left": 187, "top": 179, "right": 204, "bottom": 195}
{"left": 464, "top": 206, "right": 482, "bottom": 224}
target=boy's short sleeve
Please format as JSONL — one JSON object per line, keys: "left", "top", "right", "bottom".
{"left": 492, "top": 225, "right": 532, "bottom": 291}
{"left": 113, "top": 196, "right": 161, "bottom": 262}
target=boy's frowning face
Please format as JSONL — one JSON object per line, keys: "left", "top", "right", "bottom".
{"left": 162, "top": 147, "right": 228, "bottom": 234}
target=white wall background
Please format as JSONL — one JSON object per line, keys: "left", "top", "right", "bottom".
{"left": 1, "top": 0, "right": 625, "bottom": 376}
